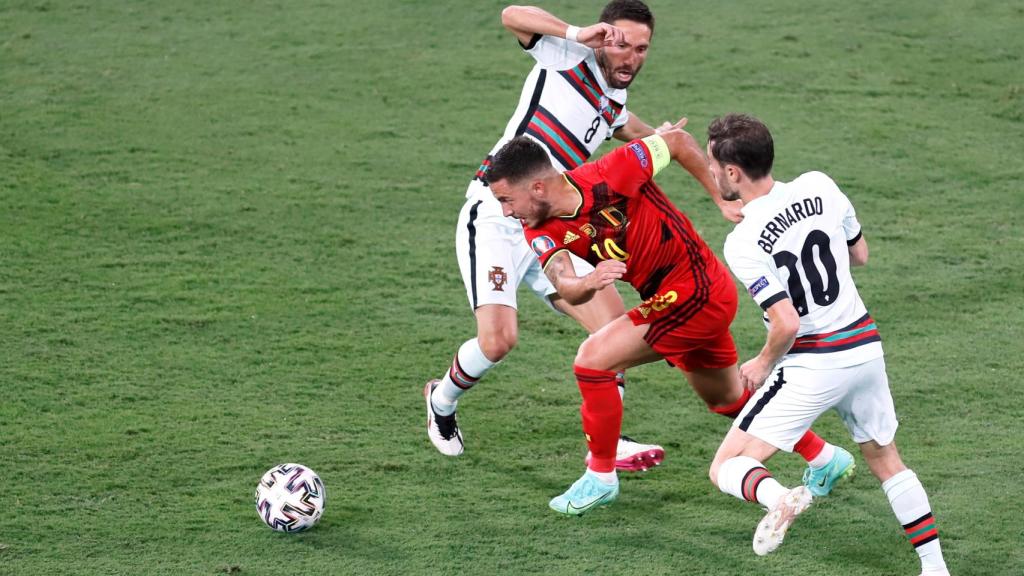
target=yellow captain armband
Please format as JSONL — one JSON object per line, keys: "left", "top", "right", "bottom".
{"left": 639, "top": 134, "right": 671, "bottom": 175}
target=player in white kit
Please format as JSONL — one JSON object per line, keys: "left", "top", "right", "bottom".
{"left": 423, "top": 1, "right": 743, "bottom": 468}
{"left": 704, "top": 114, "right": 950, "bottom": 576}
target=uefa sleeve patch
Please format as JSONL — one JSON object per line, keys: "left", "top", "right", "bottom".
{"left": 748, "top": 276, "right": 770, "bottom": 297}
{"left": 628, "top": 142, "right": 649, "bottom": 168}
{"left": 530, "top": 235, "right": 556, "bottom": 257}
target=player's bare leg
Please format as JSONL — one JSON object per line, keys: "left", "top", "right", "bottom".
{"left": 473, "top": 303, "right": 519, "bottom": 361}
{"left": 550, "top": 283, "right": 625, "bottom": 333}
{"left": 553, "top": 288, "right": 665, "bottom": 472}
{"left": 860, "top": 440, "right": 950, "bottom": 575}
{"left": 683, "top": 365, "right": 747, "bottom": 415}
{"left": 425, "top": 304, "right": 514, "bottom": 456}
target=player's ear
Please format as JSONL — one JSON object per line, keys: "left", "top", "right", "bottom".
{"left": 530, "top": 178, "right": 546, "bottom": 197}
{"left": 726, "top": 164, "right": 743, "bottom": 184}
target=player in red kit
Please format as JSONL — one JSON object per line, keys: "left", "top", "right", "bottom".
{"left": 487, "top": 119, "right": 848, "bottom": 515}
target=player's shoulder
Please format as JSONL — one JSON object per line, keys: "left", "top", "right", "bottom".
{"left": 791, "top": 170, "right": 844, "bottom": 197}
{"left": 723, "top": 225, "right": 763, "bottom": 263}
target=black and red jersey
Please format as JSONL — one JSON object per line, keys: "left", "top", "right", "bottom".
{"left": 523, "top": 139, "right": 731, "bottom": 304}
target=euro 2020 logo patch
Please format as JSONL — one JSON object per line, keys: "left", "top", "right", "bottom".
{"left": 489, "top": 266, "right": 508, "bottom": 292}
{"left": 530, "top": 235, "right": 556, "bottom": 257}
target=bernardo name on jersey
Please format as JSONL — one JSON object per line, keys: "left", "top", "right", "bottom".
{"left": 724, "top": 171, "right": 882, "bottom": 370}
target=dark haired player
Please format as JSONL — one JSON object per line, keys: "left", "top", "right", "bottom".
{"left": 486, "top": 120, "right": 848, "bottom": 515}
{"left": 705, "top": 114, "right": 949, "bottom": 575}
{"left": 424, "top": 1, "right": 739, "bottom": 470}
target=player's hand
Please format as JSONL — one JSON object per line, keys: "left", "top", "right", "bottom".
{"left": 575, "top": 23, "right": 625, "bottom": 49}
{"left": 584, "top": 259, "right": 626, "bottom": 291}
{"left": 656, "top": 117, "right": 689, "bottom": 135}
{"left": 717, "top": 199, "right": 745, "bottom": 223}
{"left": 738, "top": 357, "right": 772, "bottom": 392}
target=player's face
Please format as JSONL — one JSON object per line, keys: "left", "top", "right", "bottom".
{"left": 491, "top": 179, "right": 551, "bottom": 227}
{"left": 596, "top": 20, "right": 651, "bottom": 89}
{"left": 706, "top": 141, "right": 740, "bottom": 201}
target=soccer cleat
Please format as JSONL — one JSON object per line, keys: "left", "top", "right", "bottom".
{"left": 802, "top": 446, "right": 856, "bottom": 497}
{"left": 424, "top": 379, "right": 463, "bottom": 456}
{"left": 753, "top": 485, "right": 813, "bottom": 556}
{"left": 549, "top": 470, "right": 619, "bottom": 516}
{"left": 585, "top": 435, "right": 665, "bottom": 472}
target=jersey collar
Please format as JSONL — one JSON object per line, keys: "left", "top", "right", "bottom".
{"left": 559, "top": 174, "right": 584, "bottom": 219}
{"left": 741, "top": 181, "right": 784, "bottom": 217}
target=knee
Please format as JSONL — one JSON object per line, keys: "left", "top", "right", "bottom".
{"left": 574, "top": 336, "right": 602, "bottom": 369}
{"left": 708, "top": 460, "right": 722, "bottom": 487}
{"left": 861, "top": 442, "right": 907, "bottom": 482}
{"left": 477, "top": 328, "right": 517, "bottom": 362}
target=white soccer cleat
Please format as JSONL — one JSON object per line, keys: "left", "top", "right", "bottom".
{"left": 585, "top": 435, "right": 665, "bottom": 472}
{"left": 753, "top": 485, "right": 813, "bottom": 556}
{"left": 424, "top": 380, "right": 463, "bottom": 456}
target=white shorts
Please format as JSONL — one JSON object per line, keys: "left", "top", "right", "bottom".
{"left": 733, "top": 355, "right": 898, "bottom": 451}
{"left": 456, "top": 181, "right": 592, "bottom": 311}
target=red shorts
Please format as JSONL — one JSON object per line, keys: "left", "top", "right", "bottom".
{"left": 627, "top": 278, "right": 738, "bottom": 371}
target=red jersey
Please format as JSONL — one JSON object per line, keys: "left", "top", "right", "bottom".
{"left": 523, "top": 139, "right": 734, "bottom": 341}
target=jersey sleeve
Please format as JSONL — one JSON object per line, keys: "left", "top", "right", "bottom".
{"left": 522, "top": 34, "right": 592, "bottom": 68}
{"left": 594, "top": 136, "right": 669, "bottom": 197}
{"left": 839, "top": 189, "right": 862, "bottom": 245}
{"left": 724, "top": 233, "right": 790, "bottom": 311}
{"left": 523, "top": 224, "right": 569, "bottom": 269}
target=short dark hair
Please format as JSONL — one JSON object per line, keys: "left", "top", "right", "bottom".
{"left": 707, "top": 114, "right": 774, "bottom": 180}
{"left": 600, "top": 0, "right": 654, "bottom": 34}
{"left": 486, "top": 136, "right": 552, "bottom": 185}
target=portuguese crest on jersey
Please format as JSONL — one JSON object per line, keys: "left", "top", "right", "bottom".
{"left": 488, "top": 266, "right": 508, "bottom": 291}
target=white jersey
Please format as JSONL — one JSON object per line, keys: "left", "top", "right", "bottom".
{"left": 724, "top": 171, "right": 883, "bottom": 369}
{"left": 468, "top": 33, "right": 630, "bottom": 191}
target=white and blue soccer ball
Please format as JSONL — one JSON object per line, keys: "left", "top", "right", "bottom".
{"left": 255, "top": 463, "right": 326, "bottom": 532}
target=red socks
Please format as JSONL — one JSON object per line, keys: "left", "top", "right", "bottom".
{"left": 792, "top": 429, "right": 826, "bottom": 461}
{"left": 709, "top": 387, "right": 752, "bottom": 419}
{"left": 574, "top": 365, "right": 622, "bottom": 473}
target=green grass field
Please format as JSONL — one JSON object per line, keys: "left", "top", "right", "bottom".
{"left": 2, "top": 1, "right": 1022, "bottom": 574}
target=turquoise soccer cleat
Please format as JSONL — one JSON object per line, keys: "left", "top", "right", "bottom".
{"left": 802, "top": 446, "right": 856, "bottom": 497}
{"left": 549, "top": 470, "right": 619, "bottom": 516}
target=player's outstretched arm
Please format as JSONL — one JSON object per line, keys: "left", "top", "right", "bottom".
{"left": 543, "top": 251, "right": 625, "bottom": 305}
{"left": 739, "top": 298, "right": 800, "bottom": 391}
{"left": 501, "top": 5, "right": 624, "bottom": 48}
{"left": 613, "top": 113, "right": 656, "bottom": 142}
{"left": 655, "top": 119, "right": 744, "bottom": 223}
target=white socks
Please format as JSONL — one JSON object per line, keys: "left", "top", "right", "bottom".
{"left": 431, "top": 338, "right": 496, "bottom": 416}
{"left": 807, "top": 442, "right": 835, "bottom": 469}
{"left": 883, "top": 469, "right": 946, "bottom": 572}
{"left": 587, "top": 468, "right": 618, "bottom": 485}
{"left": 717, "top": 456, "right": 788, "bottom": 508}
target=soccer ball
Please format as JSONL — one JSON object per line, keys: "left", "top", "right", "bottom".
{"left": 255, "top": 463, "right": 326, "bottom": 532}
